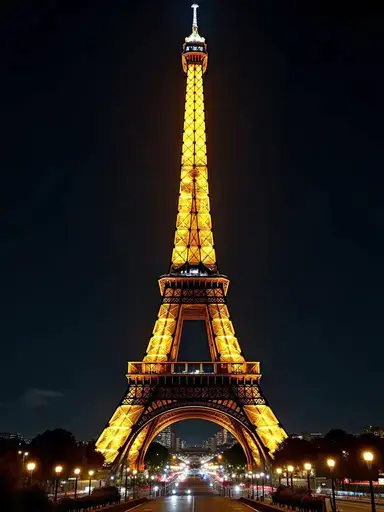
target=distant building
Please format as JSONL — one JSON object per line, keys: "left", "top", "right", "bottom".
{"left": 0, "top": 432, "right": 30, "bottom": 457}
{"left": 363, "top": 426, "right": 384, "bottom": 438}
{"left": 215, "top": 428, "right": 236, "bottom": 448}
{"left": 291, "top": 432, "right": 323, "bottom": 441}
{"left": 154, "top": 426, "right": 173, "bottom": 449}
{"left": 0, "top": 432, "right": 30, "bottom": 444}
{"left": 209, "top": 436, "right": 217, "bottom": 453}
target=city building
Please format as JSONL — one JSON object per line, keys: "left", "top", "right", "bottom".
{"left": 175, "top": 437, "right": 188, "bottom": 452}
{"left": 215, "top": 428, "right": 236, "bottom": 448}
{"left": 363, "top": 426, "right": 384, "bottom": 438}
{"left": 290, "top": 432, "right": 323, "bottom": 441}
{"left": 154, "top": 426, "right": 174, "bottom": 449}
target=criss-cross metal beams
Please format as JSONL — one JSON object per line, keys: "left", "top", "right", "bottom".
{"left": 95, "top": 8, "right": 288, "bottom": 469}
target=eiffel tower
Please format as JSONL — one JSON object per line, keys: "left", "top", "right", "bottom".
{"left": 96, "top": 4, "right": 287, "bottom": 470}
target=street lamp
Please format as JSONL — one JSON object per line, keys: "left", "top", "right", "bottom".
{"left": 363, "top": 451, "right": 376, "bottom": 512}
{"left": 255, "top": 473, "right": 260, "bottom": 500}
{"left": 132, "top": 469, "right": 138, "bottom": 499}
{"left": 54, "top": 465, "right": 63, "bottom": 502}
{"left": 74, "top": 468, "right": 81, "bottom": 498}
{"left": 88, "top": 470, "right": 94, "bottom": 496}
{"left": 26, "top": 462, "right": 36, "bottom": 485}
{"left": 327, "top": 458, "right": 336, "bottom": 512}
{"left": 124, "top": 466, "right": 130, "bottom": 501}
{"left": 260, "top": 472, "right": 265, "bottom": 500}
{"left": 276, "top": 468, "right": 282, "bottom": 486}
{"left": 304, "top": 463, "right": 312, "bottom": 496}
{"left": 287, "top": 466, "right": 294, "bottom": 489}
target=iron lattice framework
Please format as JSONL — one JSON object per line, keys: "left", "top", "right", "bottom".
{"left": 96, "top": 4, "right": 287, "bottom": 470}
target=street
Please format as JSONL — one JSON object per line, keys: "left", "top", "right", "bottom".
{"left": 129, "top": 478, "right": 384, "bottom": 512}
{"left": 132, "top": 477, "right": 250, "bottom": 512}
{"left": 336, "top": 499, "right": 384, "bottom": 512}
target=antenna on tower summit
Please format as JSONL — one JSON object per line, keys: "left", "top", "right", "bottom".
{"left": 191, "top": 3, "right": 199, "bottom": 31}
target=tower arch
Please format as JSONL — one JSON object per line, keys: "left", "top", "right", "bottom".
{"left": 124, "top": 404, "right": 261, "bottom": 470}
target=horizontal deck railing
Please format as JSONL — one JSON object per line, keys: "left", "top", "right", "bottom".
{"left": 127, "top": 361, "right": 260, "bottom": 376}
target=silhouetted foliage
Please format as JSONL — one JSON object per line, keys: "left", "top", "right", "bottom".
{"left": 272, "top": 487, "right": 325, "bottom": 512}
{"left": 57, "top": 486, "right": 120, "bottom": 512}
{"left": 12, "top": 487, "right": 53, "bottom": 512}
{"left": 274, "top": 430, "right": 382, "bottom": 480}
{"left": 28, "top": 429, "right": 104, "bottom": 478}
{"left": 144, "top": 442, "right": 169, "bottom": 468}
{"left": 223, "top": 443, "right": 247, "bottom": 465}
{"left": 29, "top": 429, "right": 79, "bottom": 478}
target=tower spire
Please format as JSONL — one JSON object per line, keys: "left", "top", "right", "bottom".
{"left": 192, "top": 3, "right": 199, "bottom": 31}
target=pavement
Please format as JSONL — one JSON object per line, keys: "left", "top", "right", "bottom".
{"left": 335, "top": 499, "right": 384, "bottom": 512}
{"left": 130, "top": 477, "right": 382, "bottom": 512}
{"left": 130, "top": 478, "right": 252, "bottom": 512}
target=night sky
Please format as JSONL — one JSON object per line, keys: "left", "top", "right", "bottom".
{"left": 1, "top": 1, "right": 383, "bottom": 445}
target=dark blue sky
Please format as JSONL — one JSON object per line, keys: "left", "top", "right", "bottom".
{"left": 0, "top": 1, "right": 383, "bottom": 444}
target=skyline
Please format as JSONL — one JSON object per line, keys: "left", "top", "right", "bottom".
{"left": 1, "top": 1, "right": 383, "bottom": 443}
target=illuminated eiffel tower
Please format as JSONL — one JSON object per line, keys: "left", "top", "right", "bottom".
{"left": 96, "top": 4, "right": 287, "bottom": 470}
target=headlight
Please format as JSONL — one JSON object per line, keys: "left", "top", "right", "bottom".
{"left": 187, "top": 489, "right": 191, "bottom": 494}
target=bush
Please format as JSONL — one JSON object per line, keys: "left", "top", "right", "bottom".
{"left": 12, "top": 487, "right": 53, "bottom": 512}
{"left": 55, "top": 485, "right": 121, "bottom": 512}
{"left": 272, "top": 487, "right": 325, "bottom": 512}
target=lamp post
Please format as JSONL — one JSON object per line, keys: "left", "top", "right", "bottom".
{"left": 287, "top": 466, "right": 294, "bottom": 489}
{"left": 150, "top": 475, "right": 155, "bottom": 497}
{"left": 248, "top": 471, "right": 254, "bottom": 499}
{"left": 260, "top": 472, "right": 265, "bottom": 500}
{"left": 363, "top": 451, "right": 376, "bottom": 512}
{"left": 74, "top": 468, "right": 80, "bottom": 498}
{"left": 26, "top": 462, "right": 36, "bottom": 486}
{"left": 276, "top": 468, "right": 282, "bottom": 486}
{"left": 88, "top": 470, "right": 94, "bottom": 496}
{"left": 124, "top": 467, "right": 130, "bottom": 501}
{"left": 54, "top": 465, "right": 63, "bottom": 502}
{"left": 255, "top": 473, "right": 260, "bottom": 500}
{"left": 304, "top": 463, "right": 312, "bottom": 496}
{"left": 327, "top": 458, "right": 336, "bottom": 512}
{"left": 133, "top": 469, "right": 138, "bottom": 499}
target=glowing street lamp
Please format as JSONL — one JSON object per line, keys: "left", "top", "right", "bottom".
{"left": 327, "top": 459, "right": 336, "bottom": 512}
{"left": 132, "top": 469, "right": 138, "bottom": 499}
{"left": 74, "top": 468, "right": 81, "bottom": 498}
{"left": 54, "top": 465, "right": 63, "bottom": 502}
{"left": 26, "top": 461, "right": 36, "bottom": 485}
{"left": 255, "top": 473, "right": 260, "bottom": 500}
{"left": 260, "top": 472, "right": 265, "bottom": 499}
{"left": 304, "top": 463, "right": 312, "bottom": 495}
{"left": 362, "top": 452, "right": 376, "bottom": 512}
{"left": 276, "top": 467, "right": 282, "bottom": 486}
{"left": 88, "top": 470, "right": 94, "bottom": 496}
{"left": 287, "top": 465, "right": 294, "bottom": 489}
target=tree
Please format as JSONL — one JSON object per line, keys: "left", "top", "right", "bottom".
{"left": 223, "top": 443, "right": 247, "bottom": 466}
{"left": 78, "top": 439, "right": 105, "bottom": 469}
{"left": 29, "top": 430, "right": 105, "bottom": 479}
{"left": 273, "top": 437, "right": 316, "bottom": 466}
{"left": 144, "top": 442, "right": 169, "bottom": 469}
{"left": 29, "top": 429, "right": 80, "bottom": 478}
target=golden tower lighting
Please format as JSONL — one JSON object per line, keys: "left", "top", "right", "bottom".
{"left": 95, "top": 3, "right": 286, "bottom": 471}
